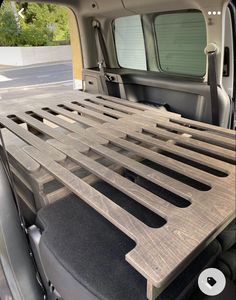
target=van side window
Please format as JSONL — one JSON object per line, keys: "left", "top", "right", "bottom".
{"left": 113, "top": 15, "right": 147, "bottom": 70}
{"left": 154, "top": 11, "right": 207, "bottom": 76}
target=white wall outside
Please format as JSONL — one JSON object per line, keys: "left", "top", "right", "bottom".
{"left": 0, "top": 45, "right": 71, "bottom": 66}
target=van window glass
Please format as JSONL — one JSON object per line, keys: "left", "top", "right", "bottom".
{"left": 113, "top": 15, "right": 147, "bottom": 70}
{"left": 154, "top": 11, "right": 206, "bottom": 76}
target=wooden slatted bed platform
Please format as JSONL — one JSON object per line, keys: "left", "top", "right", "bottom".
{"left": 0, "top": 91, "right": 235, "bottom": 299}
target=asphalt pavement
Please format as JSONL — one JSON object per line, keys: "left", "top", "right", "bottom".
{"left": 0, "top": 61, "right": 73, "bottom": 88}
{"left": 0, "top": 61, "right": 74, "bottom": 101}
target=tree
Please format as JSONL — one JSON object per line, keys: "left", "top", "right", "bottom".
{"left": 0, "top": 0, "right": 70, "bottom": 46}
{"left": 0, "top": 0, "right": 19, "bottom": 46}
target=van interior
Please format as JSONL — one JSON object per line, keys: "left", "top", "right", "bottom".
{"left": 0, "top": 1, "right": 235, "bottom": 300}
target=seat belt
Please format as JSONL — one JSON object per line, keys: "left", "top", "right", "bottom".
{"left": 92, "top": 20, "right": 112, "bottom": 95}
{"left": 205, "top": 44, "right": 220, "bottom": 126}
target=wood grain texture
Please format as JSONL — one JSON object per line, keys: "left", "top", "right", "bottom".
{"left": 156, "top": 120, "right": 235, "bottom": 150}
{"left": 142, "top": 125, "right": 235, "bottom": 162}
{"left": 5, "top": 144, "right": 40, "bottom": 173}
{"left": 16, "top": 112, "right": 90, "bottom": 152}
{"left": 0, "top": 117, "right": 65, "bottom": 162}
{"left": 80, "top": 96, "right": 141, "bottom": 114}
{"left": 95, "top": 131, "right": 217, "bottom": 184}
{"left": 23, "top": 144, "right": 235, "bottom": 289}
{"left": 45, "top": 105, "right": 102, "bottom": 127}
{"left": 62, "top": 102, "right": 118, "bottom": 124}
{"left": 70, "top": 98, "right": 129, "bottom": 118}
{"left": 170, "top": 117, "right": 236, "bottom": 138}
{"left": 0, "top": 91, "right": 235, "bottom": 296}
{"left": 47, "top": 138, "right": 179, "bottom": 216}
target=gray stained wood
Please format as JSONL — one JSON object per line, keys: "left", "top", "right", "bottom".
{"left": 97, "top": 123, "right": 233, "bottom": 171}
{"left": 91, "top": 131, "right": 217, "bottom": 184}
{"left": 156, "top": 120, "right": 235, "bottom": 150}
{"left": 68, "top": 132, "right": 208, "bottom": 200}
{"left": 0, "top": 116, "right": 66, "bottom": 162}
{"left": 0, "top": 91, "right": 235, "bottom": 295}
{"left": 69, "top": 98, "right": 129, "bottom": 118}
{"left": 79, "top": 96, "right": 141, "bottom": 114}
{"left": 1, "top": 128, "right": 40, "bottom": 173}
{"left": 141, "top": 125, "right": 235, "bottom": 162}
{"left": 15, "top": 112, "right": 105, "bottom": 148}
{"left": 62, "top": 102, "right": 118, "bottom": 124}
{"left": 170, "top": 116, "right": 236, "bottom": 138}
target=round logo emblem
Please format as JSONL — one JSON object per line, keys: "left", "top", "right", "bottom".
{"left": 198, "top": 268, "right": 226, "bottom": 296}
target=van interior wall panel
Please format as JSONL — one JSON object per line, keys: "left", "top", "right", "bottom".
{"left": 74, "top": 0, "right": 231, "bottom": 127}
{"left": 83, "top": 69, "right": 231, "bottom": 127}
{"left": 0, "top": 90, "right": 235, "bottom": 299}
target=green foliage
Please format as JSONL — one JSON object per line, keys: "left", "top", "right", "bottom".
{"left": 0, "top": 1, "right": 19, "bottom": 46}
{"left": 0, "top": 0, "right": 70, "bottom": 46}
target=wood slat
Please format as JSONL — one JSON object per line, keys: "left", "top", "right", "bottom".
{"left": 19, "top": 111, "right": 107, "bottom": 146}
{"left": 156, "top": 120, "right": 235, "bottom": 150}
{"left": 0, "top": 116, "right": 65, "bottom": 162}
{"left": 23, "top": 145, "right": 164, "bottom": 280}
{"left": 71, "top": 99, "right": 129, "bottom": 118}
{"left": 46, "top": 163, "right": 122, "bottom": 203}
{"left": 5, "top": 144, "right": 40, "bottom": 173}
{"left": 21, "top": 144, "right": 236, "bottom": 290}
{"left": 142, "top": 126, "right": 235, "bottom": 162}
{"left": 63, "top": 102, "right": 118, "bottom": 123}
{"left": 48, "top": 106, "right": 102, "bottom": 127}
{"left": 105, "top": 126, "right": 231, "bottom": 173}
{"left": 81, "top": 96, "right": 141, "bottom": 114}
{"left": 91, "top": 94, "right": 155, "bottom": 111}
{"left": 118, "top": 114, "right": 163, "bottom": 128}
{"left": 132, "top": 111, "right": 235, "bottom": 151}
{"left": 16, "top": 112, "right": 91, "bottom": 152}
{"left": 1, "top": 90, "right": 235, "bottom": 296}
{"left": 1, "top": 128, "right": 40, "bottom": 173}
{"left": 48, "top": 138, "right": 179, "bottom": 216}
{"left": 170, "top": 117, "right": 236, "bottom": 138}
{"left": 35, "top": 108, "right": 126, "bottom": 139}
{"left": 22, "top": 146, "right": 157, "bottom": 239}
{"left": 131, "top": 112, "right": 170, "bottom": 124}
{"left": 92, "top": 93, "right": 180, "bottom": 117}
{"left": 101, "top": 122, "right": 231, "bottom": 173}
{"left": 102, "top": 120, "right": 144, "bottom": 133}
{"left": 69, "top": 133, "right": 201, "bottom": 200}
{"left": 45, "top": 151, "right": 144, "bottom": 203}
{"left": 34, "top": 108, "right": 90, "bottom": 132}
{"left": 95, "top": 130, "right": 217, "bottom": 185}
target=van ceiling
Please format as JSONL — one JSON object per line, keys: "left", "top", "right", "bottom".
{"left": 19, "top": 0, "right": 229, "bottom": 17}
